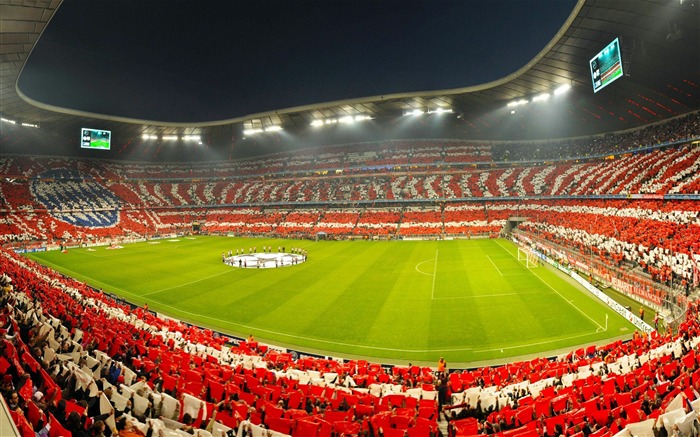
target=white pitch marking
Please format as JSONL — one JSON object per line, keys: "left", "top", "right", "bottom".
{"left": 141, "top": 269, "right": 234, "bottom": 297}
{"left": 432, "top": 290, "right": 551, "bottom": 300}
{"left": 118, "top": 297, "right": 607, "bottom": 354}
{"left": 495, "top": 240, "right": 606, "bottom": 332}
{"left": 431, "top": 249, "right": 438, "bottom": 300}
{"left": 486, "top": 254, "right": 504, "bottom": 276}
{"left": 414, "top": 259, "right": 435, "bottom": 276}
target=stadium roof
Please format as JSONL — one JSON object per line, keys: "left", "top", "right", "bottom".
{"left": 1, "top": 0, "right": 699, "bottom": 159}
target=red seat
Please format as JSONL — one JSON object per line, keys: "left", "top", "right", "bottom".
{"left": 382, "top": 428, "right": 406, "bottom": 437}
{"left": 294, "top": 420, "right": 321, "bottom": 437}
{"left": 589, "top": 427, "right": 609, "bottom": 437}
{"left": 266, "top": 417, "right": 293, "bottom": 435}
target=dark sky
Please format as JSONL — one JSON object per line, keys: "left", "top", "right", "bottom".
{"left": 18, "top": 0, "right": 577, "bottom": 123}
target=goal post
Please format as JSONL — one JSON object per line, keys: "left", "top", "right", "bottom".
{"left": 517, "top": 247, "right": 539, "bottom": 268}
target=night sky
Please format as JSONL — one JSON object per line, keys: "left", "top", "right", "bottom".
{"left": 18, "top": 0, "right": 578, "bottom": 123}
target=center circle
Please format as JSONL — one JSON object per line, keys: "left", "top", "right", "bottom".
{"left": 225, "top": 252, "right": 306, "bottom": 269}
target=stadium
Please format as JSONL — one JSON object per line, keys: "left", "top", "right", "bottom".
{"left": 1, "top": 1, "right": 699, "bottom": 437}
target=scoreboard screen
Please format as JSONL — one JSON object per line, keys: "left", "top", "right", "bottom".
{"left": 81, "top": 128, "right": 111, "bottom": 150}
{"left": 590, "top": 38, "right": 623, "bottom": 93}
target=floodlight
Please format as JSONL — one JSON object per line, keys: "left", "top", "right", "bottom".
{"left": 21, "top": 123, "right": 39, "bottom": 128}
{"left": 533, "top": 93, "right": 550, "bottom": 102}
{"left": 1, "top": 118, "right": 16, "bottom": 124}
{"left": 243, "top": 128, "right": 263, "bottom": 135}
{"left": 183, "top": 135, "right": 201, "bottom": 142}
{"left": 404, "top": 109, "right": 424, "bottom": 116}
{"left": 428, "top": 107, "right": 453, "bottom": 114}
{"left": 554, "top": 84, "right": 571, "bottom": 95}
{"left": 507, "top": 99, "right": 528, "bottom": 108}
{"left": 265, "top": 125, "right": 282, "bottom": 132}
{"left": 310, "top": 120, "right": 324, "bottom": 127}
{"left": 339, "top": 116, "right": 355, "bottom": 124}
{"left": 162, "top": 135, "right": 178, "bottom": 141}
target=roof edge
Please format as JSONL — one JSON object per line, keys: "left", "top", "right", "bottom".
{"left": 14, "top": 0, "right": 585, "bottom": 128}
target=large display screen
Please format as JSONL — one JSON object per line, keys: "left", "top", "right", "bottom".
{"left": 81, "top": 128, "right": 111, "bottom": 150}
{"left": 590, "top": 38, "right": 624, "bottom": 93}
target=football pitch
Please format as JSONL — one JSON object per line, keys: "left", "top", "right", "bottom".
{"left": 26, "top": 236, "right": 635, "bottom": 366}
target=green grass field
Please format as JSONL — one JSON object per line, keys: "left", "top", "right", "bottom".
{"left": 25, "top": 236, "right": 635, "bottom": 366}
{"left": 90, "top": 138, "right": 110, "bottom": 149}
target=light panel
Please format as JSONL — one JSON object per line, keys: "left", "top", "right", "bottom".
{"left": 554, "top": 84, "right": 571, "bottom": 95}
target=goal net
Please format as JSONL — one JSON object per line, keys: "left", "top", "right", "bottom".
{"left": 517, "top": 247, "right": 539, "bottom": 268}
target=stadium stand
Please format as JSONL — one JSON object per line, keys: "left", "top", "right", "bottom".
{"left": 1, "top": 115, "right": 698, "bottom": 293}
{"left": 3, "top": 144, "right": 699, "bottom": 209}
{"left": 3, "top": 0, "right": 700, "bottom": 432}
{"left": 353, "top": 209, "right": 402, "bottom": 236}
{"left": 314, "top": 210, "right": 362, "bottom": 235}
{"left": 1, "top": 110, "right": 699, "bottom": 437}
{"left": 443, "top": 204, "right": 499, "bottom": 236}
{"left": 516, "top": 200, "right": 700, "bottom": 293}
{"left": 3, "top": 243, "right": 700, "bottom": 437}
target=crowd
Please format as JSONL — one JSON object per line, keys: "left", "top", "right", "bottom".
{"left": 3, "top": 142, "right": 698, "bottom": 213}
{"left": 491, "top": 112, "right": 700, "bottom": 162}
{"left": 5, "top": 243, "right": 700, "bottom": 437}
{"left": 518, "top": 200, "right": 700, "bottom": 292}
{"left": 0, "top": 247, "right": 443, "bottom": 437}
{"left": 2, "top": 114, "right": 698, "bottom": 184}
{"left": 3, "top": 196, "right": 696, "bottom": 294}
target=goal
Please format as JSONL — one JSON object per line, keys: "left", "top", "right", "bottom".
{"left": 517, "top": 247, "right": 539, "bottom": 268}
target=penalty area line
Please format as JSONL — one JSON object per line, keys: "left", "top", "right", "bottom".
{"left": 486, "top": 254, "right": 504, "bottom": 276}
{"left": 495, "top": 240, "right": 606, "bottom": 332}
